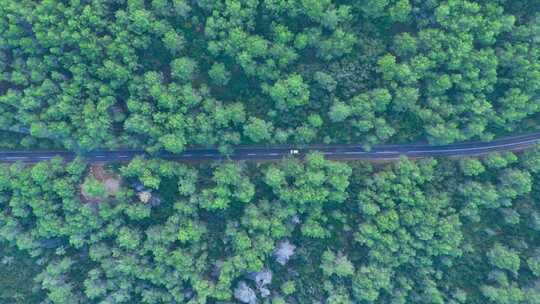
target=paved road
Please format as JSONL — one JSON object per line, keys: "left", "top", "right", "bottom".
{"left": 0, "top": 132, "right": 539, "bottom": 163}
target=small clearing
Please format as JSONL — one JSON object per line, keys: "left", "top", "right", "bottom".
{"left": 81, "top": 165, "right": 121, "bottom": 202}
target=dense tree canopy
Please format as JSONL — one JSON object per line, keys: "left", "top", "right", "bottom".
{"left": 1, "top": 0, "right": 540, "bottom": 152}
{"left": 2, "top": 0, "right": 540, "bottom": 303}
{"left": 0, "top": 144, "right": 539, "bottom": 303}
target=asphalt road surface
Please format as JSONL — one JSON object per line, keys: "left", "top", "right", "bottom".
{"left": 1, "top": 132, "right": 539, "bottom": 163}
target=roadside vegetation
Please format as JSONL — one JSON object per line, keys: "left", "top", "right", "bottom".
{"left": 0, "top": 145, "right": 539, "bottom": 303}
{"left": 1, "top": 0, "right": 540, "bottom": 152}
{"left": 2, "top": 0, "right": 540, "bottom": 303}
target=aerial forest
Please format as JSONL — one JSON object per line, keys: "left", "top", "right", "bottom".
{"left": 1, "top": 0, "right": 540, "bottom": 151}
{"left": 1, "top": 0, "right": 540, "bottom": 303}
{"left": 1, "top": 148, "right": 540, "bottom": 303}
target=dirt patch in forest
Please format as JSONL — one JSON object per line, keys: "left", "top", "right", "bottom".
{"left": 80, "top": 165, "right": 122, "bottom": 202}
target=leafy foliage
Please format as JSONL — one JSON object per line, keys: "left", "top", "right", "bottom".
{"left": 0, "top": 144, "right": 539, "bottom": 303}
{"left": 1, "top": 0, "right": 540, "bottom": 151}
{"left": 1, "top": 0, "right": 540, "bottom": 303}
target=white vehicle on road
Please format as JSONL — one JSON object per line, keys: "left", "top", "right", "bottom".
{"left": 290, "top": 149, "right": 299, "bottom": 155}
